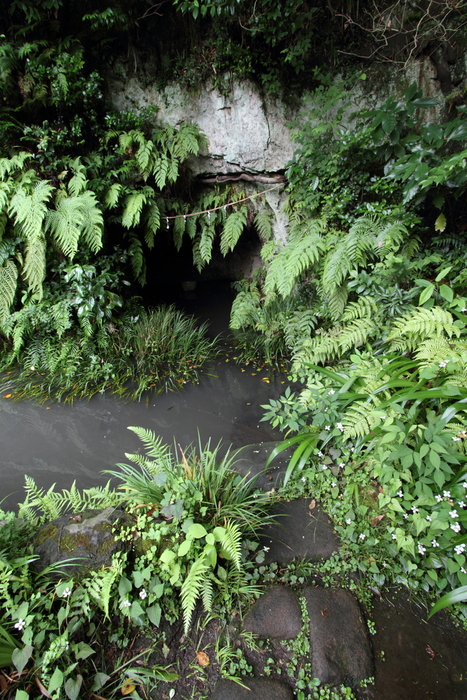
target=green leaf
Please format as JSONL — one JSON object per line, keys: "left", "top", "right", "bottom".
{"left": 434, "top": 213, "right": 447, "bottom": 232}
{"left": 178, "top": 539, "right": 192, "bottom": 557}
{"left": 435, "top": 266, "right": 452, "bottom": 282}
{"left": 15, "top": 692, "right": 29, "bottom": 700}
{"left": 160, "top": 549, "right": 176, "bottom": 564}
{"left": 48, "top": 668, "right": 64, "bottom": 694}
{"left": 187, "top": 523, "right": 207, "bottom": 539}
{"left": 65, "top": 675, "right": 83, "bottom": 700}
{"left": 92, "top": 672, "right": 111, "bottom": 692}
{"left": 147, "top": 604, "right": 161, "bottom": 627}
{"left": 419, "top": 284, "right": 435, "bottom": 305}
{"left": 429, "top": 585, "right": 467, "bottom": 618}
{"left": 439, "top": 284, "right": 454, "bottom": 303}
{"left": 12, "top": 645, "right": 33, "bottom": 675}
{"left": 74, "top": 643, "right": 95, "bottom": 660}
{"left": 130, "top": 601, "right": 145, "bottom": 619}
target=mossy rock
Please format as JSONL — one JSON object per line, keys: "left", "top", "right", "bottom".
{"left": 33, "top": 507, "right": 130, "bottom": 576}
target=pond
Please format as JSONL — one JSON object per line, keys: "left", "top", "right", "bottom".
{"left": 0, "top": 281, "right": 284, "bottom": 511}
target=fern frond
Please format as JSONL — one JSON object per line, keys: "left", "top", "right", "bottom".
{"left": 201, "top": 576, "right": 214, "bottom": 613}
{"left": 254, "top": 210, "right": 273, "bottom": 241}
{"left": 0, "top": 260, "right": 18, "bottom": 323}
{"left": 145, "top": 202, "right": 161, "bottom": 247}
{"left": 388, "top": 306, "right": 460, "bottom": 352}
{"left": 343, "top": 400, "right": 379, "bottom": 438}
{"left": 153, "top": 155, "right": 169, "bottom": 190}
{"left": 104, "top": 183, "right": 122, "bottom": 209}
{"left": 327, "top": 284, "right": 348, "bottom": 321}
{"left": 338, "top": 317, "right": 375, "bottom": 353}
{"left": 79, "top": 191, "right": 103, "bottom": 253}
{"left": 220, "top": 208, "right": 247, "bottom": 256}
{"left": 181, "top": 556, "right": 210, "bottom": 633}
{"left": 122, "top": 192, "right": 147, "bottom": 229}
{"left": 86, "top": 566, "right": 121, "bottom": 618}
{"left": 198, "top": 224, "right": 215, "bottom": 266}
{"left": 220, "top": 520, "right": 242, "bottom": 570}
{"left": 128, "top": 235, "right": 146, "bottom": 285}
{"left": 229, "top": 287, "right": 261, "bottom": 330}
{"left": 172, "top": 214, "right": 186, "bottom": 251}
{"left": 127, "top": 426, "right": 174, "bottom": 464}
{"left": 342, "top": 296, "right": 378, "bottom": 322}
{"left": 23, "top": 233, "right": 46, "bottom": 296}
{"left": 67, "top": 158, "right": 87, "bottom": 196}
{"left": 10, "top": 180, "right": 53, "bottom": 240}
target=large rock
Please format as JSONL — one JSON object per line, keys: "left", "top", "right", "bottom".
{"left": 212, "top": 678, "right": 293, "bottom": 700}
{"left": 243, "top": 585, "right": 302, "bottom": 639}
{"left": 303, "top": 587, "right": 373, "bottom": 685}
{"left": 233, "top": 442, "right": 294, "bottom": 491}
{"left": 259, "top": 499, "right": 340, "bottom": 565}
{"left": 33, "top": 506, "right": 128, "bottom": 575}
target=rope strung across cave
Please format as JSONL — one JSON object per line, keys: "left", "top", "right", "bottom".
{"left": 164, "top": 183, "right": 283, "bottom": 227}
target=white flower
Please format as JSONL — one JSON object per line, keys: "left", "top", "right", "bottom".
{"left": 411, "top": 506, "right": 419, "bottom": 513}
{"left": 14, "top": 619, "right": 25, "bottom": 631}
{"left": 61, "top": 587, "right": 72, "bottom": 598}
{"left": 325, "top": 426, "right": 331, "bottom": 431}
{"left": 330, "top": 482, "right": 337, "bottom": 487}
{"left": 462, "top": 567, "right": 467, "bottom": 574}
{"left": 336, "top": 422, "right": 344, "bottom": 432}
{"left": 339, "top": 462, "right": 346, "bottom": 468}
{"left": 459, "top": 502, "right": 465, "bottom": 508}
{"left": 418, "top": 544, "right": 426, "bottom": 555}
{"left": 359, "top": 533, "right": 366, "bottom": 540}
{"left": 432, "top": 540, "right": 440, "bottom": 547}
{"left": 139, "top": 589, "right": 147, "bottom": 600}
{"left": 463, "top": 482, "right": 467, "bottom": 489}
{"left": 435, "top": 495, "right": 443, "bottom": 502}
{"left": 451, "top": 523, "right": 461, "bottom": 533}
{"left": 392, "top": 534, "right": 397, "bottom": 540}
{"left": 439, "top": 360, "right": 448, "bottom": 368}
{"left": 346, "top": 518, "right": 352, "bottom": 525}
{"left": 263, "top": 546, "right": 270, "bottom": 552}
{"left": 301, "top": 476, "right": 306, "bottom": 482}
{"left": 426, "top": 515, "right": 432, "bottom": 522}
{"left": 443, "top": 491, "right": 451, "bottom": 498}
{"left": 328, "top": 390, "right": 335, "bottom": 395}
{"left": 450, "top": 510, "right": 459, "bottom": 519}
{"left": 318, "top": 451, "right": 323, "bottom": 457}
{"left": 322, "top": 466, "right": 328, "bottom": 470}
{"left": 403, "top": 514, "right": 409, "bottom": 519}
{"left": 397, "top": 490, "right": 404, "bottom": 497}
{"left": 453, "top": 437, "right": 461, "bottom": 442}
{"left": 455, "top": 544, "right": 466, "bottom": 555}
{"left": 122, "top": 600, "right": 131, "bottom": 608}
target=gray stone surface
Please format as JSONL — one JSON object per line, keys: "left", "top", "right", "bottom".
{"left": 233, "top": 442, "right": 293, "bottom": 491}
{"left": 303, "top": 587, "right": 373, "bottom": 685}
{"left": 259, "top": 499, "right": 339, "bottom": 565}
{"left": 212, "top": 678, "right": 294, "bottom": 700}
{"left": 33, "top": 506, "right": 128, "bottom": 574}
{"left": 243, "top": 585, "right": 302, "bottom": 639}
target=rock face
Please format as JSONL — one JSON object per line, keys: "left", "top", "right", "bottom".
{"left": 33, "top": 506, "right": 128, "bottom": 575}
{"left": 107, "top": 75, "right": 295, "bottom": 177}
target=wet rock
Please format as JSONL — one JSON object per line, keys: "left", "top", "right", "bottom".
{"left": 33, "top": 506, "right": 129, "bottom": 575}
{"left": 233, "top": 442, "right": 293, "bottom": 491}
{"left": 243, "top": 585, "right": 302, "bottom": 639}
{"left": 303, "top": 587, "right": 373, "bottom": 685}
{"left": 212, "top": 678, "right": 294, "bottom": 700}
{"left": 259, "top": 499, "right": 339, "bottom": 564}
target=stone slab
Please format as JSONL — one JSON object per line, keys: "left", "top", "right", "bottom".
{"left": 233, "top": 442, "right": 293, "bottom": 491}
{"left": 212, "top": 678, "right": 294, "bottom": 700}
{"left": 259, "top": 499, "right": 339, "bottom": 564}
{"left": 243, "top": 585, "right": 302, "bottom": 639}
{"left": 303, "top": 587, "right": 373, "bottom": 685}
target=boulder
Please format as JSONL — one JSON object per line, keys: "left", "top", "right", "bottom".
{"left": 33, "top": 506, "right": 128, "bottom": 575}
{"left": 212, "top": 678, "right": 294, "bottom": 700}
{"left": 243, "top": 585, "right": 302, "bottom": 639}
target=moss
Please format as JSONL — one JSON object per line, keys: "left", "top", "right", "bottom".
{"left": 60, "top": 531, "right": 94, "bottom": 554}
{"left": 34, "top": 523, "right": 59, "bottom": 547}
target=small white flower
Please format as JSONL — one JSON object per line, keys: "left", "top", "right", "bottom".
{"left": 411, "top": 506, "right": 419, "bottom": 513}
{"left": 462, "top": 567, "right": 467, "bottom": 574}
{"left": 61, "top": 587, "right": 72, "bottom": 598}
{"left": 336, "top": 422, "right": 344, "bottom": 432}
{"left": 339, "top": 462, "right": 346, "bottom": 468}
{"left": 359, "top": 533, "right": 366, "bottom": 540}
{"left": 439, "top": 360, "right": 448, "bottom": 368}
{"left": 397, "top": 490, "right": 404, "bottom": 497}
{"left": 418, "top": 544, "right": 426, "bottom": 555}
{"left": 346, "top": 518, "right": 352, "bottom": 525}
{"left": 459, "top": 501, "right": 465, "bottom": 508}
{"left": 350, "top": 447, "right": 355, "bottom": 452}
{"left": 453, "top": 437, "right": 461, "bottom": 442}
{"left": 392, "top": 534, "right": 397, "bottom": 540}
{"left": 263, "top": 546, "right": 270, "bottom": 552}
{"left": 122, "top": 600, "right": 131, "bottom": 608}
{"left": 331, "top": 482, "right": 337, "bottom": 487}
{"left": 443, "top": 491, "right": 451, "bottom": 498}
{"left": 14, "top": 619, "right": 25, "bottom": 631}
{"left": 318, "top": 451, "right": 323, "bottom": 457}
{"left": 450, "top": 510, "right": 459, "bottom": 519}
{"left": 403, "top": 514, "right": 409, "bottom": 519}
{"left": 451, "top": 523, "right": 461, "bottom": 533}
{"left": 325, "top": 426, "right": 331, "bottom": 431}
{"left": 426, "top": 515, "right": 432, "bottom": 522}
{"left": 463, "top": 482, "right": 467, "bottom": 489}
{"left": 139, "top": 589, "right": 147, "bottom": 600}
{"left": 455, "top": 544, "right": 466, "bottom": 555}
{"left": 435, "top": 495, "right": 443, "bottom": 502}
{"left": 328, "top": 390, "right": 335, "bottom": 395}
{"left": 432, "top": 540, "right": 440, "bottom": 547}
{"left": 322, "top": 466, "right": 328, "bottom": 470}
{"left": 301, "top": 476, "right": 306, "bottom": 482}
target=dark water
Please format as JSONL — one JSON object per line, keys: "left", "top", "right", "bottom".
{"left": 0, "top": 282, "right": 283, "bottom": 511}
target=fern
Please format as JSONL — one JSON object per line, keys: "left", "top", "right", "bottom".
{"left": 198, "top": 223, "right": 215, "bottom": 267}
{"left": 122, "top": 191, "right": 147, "bottom": 229}
{"left": 127, "top": 426, "right": 174, "bottom": 464}
{"left": 145, "top": 202, "right": 161, "bottom": 247}
{"left": 104, "top": 183, "right": 122, "bottom": 209}
{"left": 9, "top": 180, "right": 53, "bottom": 240}
{"left": 128, "top": 235, "right": 146, "bottom": 285}
{"left": 220, "top": 208, "right": 247, "bottom": 256}
{"left": 18, "top": 476, "right": 64, "bottom": 525}
{"left": 23, "top": 232, "right": 46, "bottom": 296}
{"left": 153, "top": 155, "right": 169, "bottom": 190}
{"left": 181, "top": 555, "right": 210, "bottom": 633}
{"left": 67, "top": 158, "right": 87, "bottom": 196}
{"left": 254, "top": 209, "right": 273, "bottom": 241}
{"left": 229, "top": 286, "right": 261, "bottom": 330}
{"left": 0, "top": 260, "right": 18, "bottom": 323}
{"left": 85, "top": 565, "right": 121, "bottom": 618}
{"left": 388, "top": 306, "right": 460, "bottom": 352}
{"left": 219, "top": 520, "right": 242, "bottom": 570}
